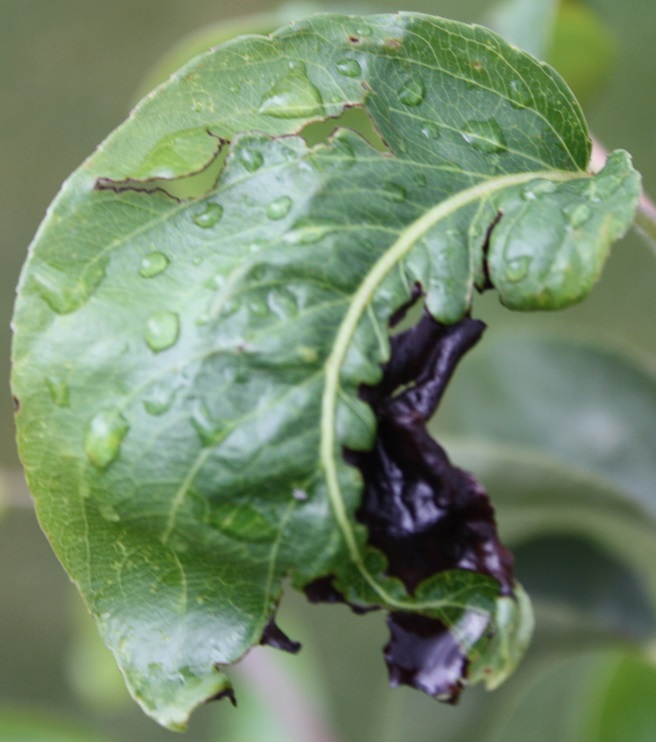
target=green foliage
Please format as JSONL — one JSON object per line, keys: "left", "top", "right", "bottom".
{"left": 10, "top": 10, "right": 642, "bottom": 732}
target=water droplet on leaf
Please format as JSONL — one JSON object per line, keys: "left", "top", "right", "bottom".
{"left": 398, "top": 77, "right": 425, "bottom": 107}
{"left": 221, "top": 298, "right": 241, "bottom": 318}
{"left": 46, "top": 376, "right": 70, "bottom": 407}
{"left": 32, "top": 258, "right": 108, "bottom": 314}
{"left": 99, "top": 504, "right": 121, "bottom": 522}
{"left": 563, "top": 203, "right": 592, "bottom": 228}
{"left": 268, "top": 289, "right": 299, "bottom": 319}
{"left": 143, "top": 382, "right": 178, "bottom": 415}
{"left": 531, "top": 179, "right": 557, "bottom": 195}
{"left": 248, "top": 295, "right": 269, "bottom": 317}
{"left": 192, "top": 202, "right": 223, "bottom": 228}
{"left": 191, "top": 400, "right": 227, "bottom": 447}
{"left": 356, "top": 25, "right": 372, "bottom": 36}
{"left": 509, "top": 79, "right": 531, "bottom": 108}
{"left": 420, "top": 123, "right": 440, "bottom": 139}
{"left": 336, "top": 58, "right": 361, "bottom": 77}
{"left": 239, "top": 147, "right": 264, "bottom": 172}
{"left": 505, "top": 256, "right": 531, "bottom": 282}
{"left": 259, "top": 62, "right": 325, "bottom": 119}
{"left": 462, "top": 119, "right": 507, "bottom": 153}
{"left": 85, "top": 410, "right": 130, "bottom": 469}
{"left": 266, "top": 196, "right": 293, "bottom": 220}
{"left": 144, "top": 311, "right": 180, "bottom": 352}
{"left": 139, "top": 251, "right": 170, "bottom": 278}
{"left": 383, "top": 182, "right": 407, "bottom": 202}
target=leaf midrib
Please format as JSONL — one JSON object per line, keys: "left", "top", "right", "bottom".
{"left": 320, "top": 167, "right": 588, "bottom": 611}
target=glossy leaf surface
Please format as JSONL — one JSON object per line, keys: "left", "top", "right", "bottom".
{"left": 11, "top": 12, "right": 639, "bottom": 729}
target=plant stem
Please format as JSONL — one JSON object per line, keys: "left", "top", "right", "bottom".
{"left": 0, "top": 469, "right": 32, "bottom": 510}
{"left": 237, "top": 650, "right": 340, "bottom": 742}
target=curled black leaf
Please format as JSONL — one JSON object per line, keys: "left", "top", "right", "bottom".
{"left": 259, "top": 616, "right": 302, "bottom": 654}
{"left": 311, "top": 309, "right": 515, "bottom": 702}
{"left": 354, "top": 311, "right": 514, "bottom": 596}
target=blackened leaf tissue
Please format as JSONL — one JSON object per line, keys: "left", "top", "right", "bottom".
{"left": 311, "top": 310, "right": 515, "bottom": 703}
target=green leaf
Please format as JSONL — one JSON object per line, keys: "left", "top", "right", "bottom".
{"left": 11, "top": 12, "right": 640, "bottom": 729}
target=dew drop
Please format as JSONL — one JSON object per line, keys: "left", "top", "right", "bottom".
{"left": 31, "top": 257, "right": 108, "bottom": 315}
{"left": 266, "top": 195, "right": 293, "bottom": 220}
{"left": 99, "top": 504, "right": 121, "bottom": 522}
{"left": 229, "top": 83, "right": 240, "bottom": 94}
{"left": 509, "top": 79, "right": 532, "bottom": 108}
{"left": 335, "top": 58, "right": 361, "bottom": 77}
{"left": 192, "top": 202, "right": 223, "bottom": 228}
{"left": 420, "top": 123, "right": 440, "bottom": 139}
{"left": 143, "top": 382, "right": 178, "bottom": 416}
{"left": 564, "top": 203, "right": 592, "bottom": 228}
{"left": 398, "top": 77, "right": 425, "bottom": 107}
{"left": 505, "top": 256, "right": 531, "bottom": 282}
{"left": 383, "top": 182, "right": 407, "bottom": 202}
{"left": 144, "top": 311, "right": 180, "bottom": 352}
{"left": 582, "top": 182, "right": 600, "bottom": 202}
{"left": 220, "top": 297, "right": 241, "bottom": 319}
{"left": 462, "top": 119, "right": 508, "bottom": 153}
{"left": 285, "top": 221, "right": 333, "bottom": 244}
{"left": 191, "top": 400, "right": 227, "bottom": 446}
{"left": 191, "top": 99, "right": 204, "bottom": 113}
{"left": 356, "top": 25, "right": 373, "bottom": 36}
{"left": 85, "top": 410, "right": 130, "bottom": 469}
{"left": 258, "top": 61, "right": 325, "bottom": 119}
{"left": 248, "top": 295, "right": 269, "bottom": 317}
{"left": 268, "top": 289, "right": 299, "bottom": 319}
{"left": 46, "top": 376, "right": 70, "bottom": 408}
{"left": 531, "top": 179, "right": 558, "bottom": 195}
{"left": 139, "top": 251, "right": 170, "bottom": 278}
{"left": 239, "top": 147, "right": 264, "bottom": 173}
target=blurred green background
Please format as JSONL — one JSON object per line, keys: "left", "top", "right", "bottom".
{"left": 1, "top": 1, "right": 655, "bottom": 740}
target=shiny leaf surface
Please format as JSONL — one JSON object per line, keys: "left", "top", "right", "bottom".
{"left": 11, "top": 12, "right": 639, "bottom": 729}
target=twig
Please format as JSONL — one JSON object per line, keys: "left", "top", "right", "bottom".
{"left": 236, "top": 649, "right": 341, "bottom": 742}
{"left": 0, "top": 469, "right": 32, "bottom": 510}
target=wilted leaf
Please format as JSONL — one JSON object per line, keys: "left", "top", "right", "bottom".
{"left": 11, "top": 12, "right": 639, "bottom": 729}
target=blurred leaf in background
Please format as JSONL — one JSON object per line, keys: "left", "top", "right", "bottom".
{"left": 488, "top": 0, "right": 616, "bottom": 103}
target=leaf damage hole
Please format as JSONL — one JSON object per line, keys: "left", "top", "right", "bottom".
{"left": 299, "top": 104, "right": 390, "bottom": 153}
{"left": 306, "top": 300, "right": 515, "bottom": 702}
{"left": 95, "top": 131, "right": 229, "bottom": 201}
